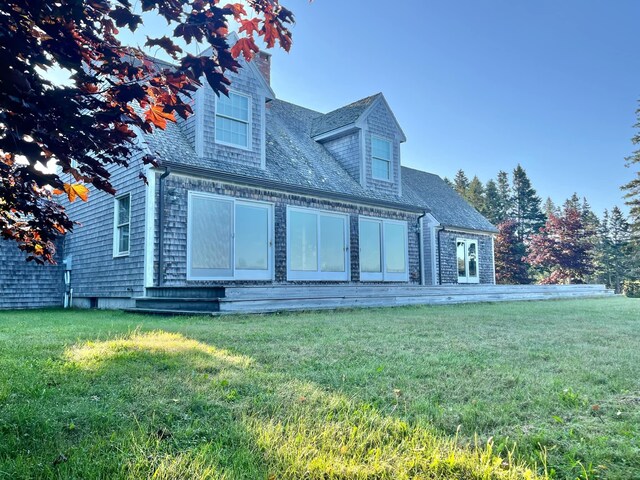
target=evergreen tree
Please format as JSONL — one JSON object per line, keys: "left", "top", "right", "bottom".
{"left": 622, "top": 103, "right": 640, "bottom": 247}
{"left": 494, "top": 220, "right": 530, "bottom": 284}
{"left": 443, "top": 177, "right": 454, "bottom": 188}
{"left": 544, "top": 197, "right": 558, "bottom": 217}
{"left": 609, "top": 206, "right": 634, "bottom": 289}
{"left": 453, "top": 170, "right": 470, "bottom": 198}
{"left": 563, "top": 193, "right": 581, "bottom": 212}
{"left": 484, "top": 179, "right": 503, "bottom": 225}
{"left": 496, "top": 171, "right": 512, "bottom": 222}
{"left": 511, "top": 164, "right": 545, "bottom": 242}
{"left": 465, "top": 176, "right": 486, "bottom": 214}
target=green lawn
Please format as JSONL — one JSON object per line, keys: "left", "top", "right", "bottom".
{"left": 0, "top": 298, "right": 639, "bottom": 479}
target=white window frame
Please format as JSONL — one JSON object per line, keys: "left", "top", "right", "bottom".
{"left": 456, "top": 238, "right": 480, "bottom": 284}
{"left": 286, "top": 206, "right": 350, "bottom": 281}
{"left": 187, "top": 191, "right": 273, "bottom": 281}
{"left": 113, "top": 193, "right": 131, "bottom": 258}
{"left": 214, "top": 90, "right": 252, "bottom": 150}
{"left": 371, "top": 135, "right": 393, "bottom": 182}
{"left": 359, "top": 216, "right": 409, "bottom": 282}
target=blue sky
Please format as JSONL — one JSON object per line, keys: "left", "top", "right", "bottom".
{"left": 110, "top": 1, "right": 640, "bottom": 215}
{"left": 259, "top": 0, "right": 639, "bottom": 215}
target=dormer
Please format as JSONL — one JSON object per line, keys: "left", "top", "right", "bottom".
{"left": 180, "top": 36, "right": 274, "bottom": 170}
{"left": 312, "top": 93, "right": 406, "bottom": 196}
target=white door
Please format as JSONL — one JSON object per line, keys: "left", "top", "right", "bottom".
{"left": 457, "top": 239, "right": 479, "bottom": 284}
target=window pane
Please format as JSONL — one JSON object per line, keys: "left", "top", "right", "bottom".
{"left": 384, "top": 223, "right": 406, "bottom": 273}
{"left": 217, "top": 92, "right": 249, "bottom": 121}
{"left": 359, "top": 220, "right": 382, "bottom": 273}
{"left": 216, "top": 116, "right": 248, "bottom": 147}
{"left": 290, "top": 211, "right": 317, "bottom": 271}
{"left": 468, "top": 242, "right": 478, "bottom": 278}
{"left": 118, "top": 196, "right": 130, "bottom": 225}
{"left": 372, "top": 137, "right": 391, "bottom": 160}
{"left": 320, "top": 215, "right": 345, "bottom": 272}
{"left": 191, "top": 197, "right": 233, "bottom": 270}
{"left": 236, "top": 204, "right": 268, "bottom": 270}
{"left": 118, "top": 224, "right": 129, "bottom": 253}
{"left": 372, "top": 158, "right": 390, "bottom": 180}
{"left": 457, "top": 241, "right": 466, "bottom": 277}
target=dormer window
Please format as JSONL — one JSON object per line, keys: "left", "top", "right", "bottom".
{"left": 371, "top": 136, "right": 392, "bottom": 181}
{"left": 215, "top": 91, "right": 251, "bottom": 149}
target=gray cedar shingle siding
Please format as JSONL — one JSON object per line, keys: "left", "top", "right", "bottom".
{"left": 0, "top": 240, "right": 64, "bottom": 309}
{"left": 321, "top": 132, "right": 362, "bottom": 184}
{"left": 62, "top": 151, "right": 148, "bottom": 300}
{"left": 364, "top": 100, "right": 403, "bottom": 195}
{"left": 157, "top": 175, "right": 422, "bottom": 285}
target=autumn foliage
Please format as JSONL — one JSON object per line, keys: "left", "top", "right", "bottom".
{"left": 0, "top": 0, "right": 293, "bottom": 262}
{"left": 525, "top": 207, "right": 595, "bottom": 284}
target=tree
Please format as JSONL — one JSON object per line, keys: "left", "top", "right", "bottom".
{"left": 483, "top": 179, "right": 502, "bottom": 225}
{"left": 622, "top": 102, "right": 640, "bottom": 273}
{"left": 494, "top": 219, "right": 529, "bottom": 284}
{"left": 0, "top": 0, "right": 293, "bottom": 262}
{"left": 495, "top": 170, "right": 512, "bottom": 223}
{"left": 525, "top": 206, "right": 595, "bottom": 284}
{"left": 465, "top": 176, "right": 486, "bottom": 214}
{"left": 543, "top": 197, "right": 558, "bottom": 218}
{"left": 511, "top": 164, "right": 545, "bottom": 242}
{"left": 453, "top": 169, "right": 470, "bottom": 198}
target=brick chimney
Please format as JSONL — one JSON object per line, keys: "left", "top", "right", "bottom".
{"left": 254, "top": 50, "right": 271, "bottom": 85}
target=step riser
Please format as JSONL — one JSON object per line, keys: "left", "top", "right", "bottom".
{"left": 145, "top": 287, "right": 225, "bottom": 299}
{"left": 135, "top": 299, "right": 220, "bottom": 312}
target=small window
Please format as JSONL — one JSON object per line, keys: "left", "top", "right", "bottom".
{"left": 215, "top": 91, "right": 251, "bottom": 149}
{"left": 371, "top": 136, "right": 392, "bottom": 181}
{"left": 114, "top": 194, "right": 131, "bottom": 257}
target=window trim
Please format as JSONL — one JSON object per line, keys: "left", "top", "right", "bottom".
{"left": 113, "top": 193, "right": 131, "bottom": 258}
{"left": 456, "top": 238, "right": 480, "bottom": 284}
{"left": 371, "top": 135, "right": 393, "bottom": 182}
{"left": 214, "top": 90, "right": 252, "bottom": 151}
{"left": 286, "top": 206, "right": 350, "bottom": 281}
{"left": 358, "top": 216, "right": 409, "bottom": 282}
{"left": 186, "top": 191, "right": 274, "bottom": 281}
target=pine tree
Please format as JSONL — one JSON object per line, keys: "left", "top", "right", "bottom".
{"left": 622, "top": 103, "right": 640, "bottom": 246}
{"left": 453, "top": 170, "right": 470, "bottom": 198}
{"left": 609, "top": 206, "right": 634, "bottom": 290}
{"left": 443, "top": 177, "right": 454, "bottom": 188}
{"left": 544, "top": 197, "right": 558, "bottom": 218}
{"left": 484, "top": 179, "right": 503, "bottom": 225}
{"left": 465, "top": 176, "right": 486, "bottom": 214}
{"left": 511, "top": 164, "right": 545, "bottom": 242}
{"left": 563, "top": 193, "right": 581, "bottom": 212}
{"left": 494, "top": 220, "right": 530, "bottom": 284}
{"left": 496, "top": 171, "right": 512, "bottom": 222}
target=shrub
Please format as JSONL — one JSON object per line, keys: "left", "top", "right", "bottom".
{"left": 622, "top": 280, "right": 640, "bottom": 298}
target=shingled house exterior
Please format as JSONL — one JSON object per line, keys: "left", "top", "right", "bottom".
{"left": 0, "top": 50, "right": 499, "bottom": 310}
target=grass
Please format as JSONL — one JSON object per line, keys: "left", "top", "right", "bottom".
{"left": 0, "top": 297, "right": 638, "bottom": 479}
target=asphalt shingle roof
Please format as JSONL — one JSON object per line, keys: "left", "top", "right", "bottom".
{"left": 402, "top": 167, "right": 498, "bottom": 233}
{"left": 143, "top": 96, "right": 497, "bottom": 233}
{"left": 310, "top": 93, "right": 381, "bottom": 137}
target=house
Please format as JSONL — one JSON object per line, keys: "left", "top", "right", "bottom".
{"left": 0, "top": 49, "right": 500, "bottom": 311}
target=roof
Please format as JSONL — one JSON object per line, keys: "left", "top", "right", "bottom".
{"left": 401, "top": 167, "right": 498, "bottom": 233}
{"left": 311, "top": 93, "right": 381, "bottom": 137}
{"left": 142, "top": 99, "right": 423, "bottom": 211}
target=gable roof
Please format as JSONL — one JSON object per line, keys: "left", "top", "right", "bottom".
{"left": 311, "top": 93, "right": 381, "bottom": 137}
{"left": 143, "top": 99, "right": 424, "bottom": 212}
{"left": 402, "top": 167, "right": 498, "bottom": 233}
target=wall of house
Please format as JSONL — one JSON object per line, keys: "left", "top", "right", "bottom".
{"left": 0, "top": 240, "right": 64, "bottom": 309}
{"left": 62, "top": 151, "right": 148, "bottom": 306}
{"left": 157, "top": 174, "right": 422, "bottom": 285}
{"left": 437, "top": 230, "right": 495, "bottom": 285}
{"left": 321, "top": 131, "right": 362, "bottom": 184}
{"left": 363, "top": 101, "right": 402, "bottom": 196}
{"left": 180, "top": 66, "right": 266, "bottom": 169}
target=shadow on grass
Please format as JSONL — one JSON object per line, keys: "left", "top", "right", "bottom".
{"left": 1, "top": 330, "right": 542, "bottom": 479}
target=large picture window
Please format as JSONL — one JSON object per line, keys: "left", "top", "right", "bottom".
{"left": 359, "top": 217, "right": 408, "bottom": 282}
{"left": 215, "top": 91, "right": 251, "bottom": 149}
{"left": 371, "top": 136, "right": 392, "bottom": 181}
{"left": 187, "top": 192, "right": 272, "bottom": 280}
{"left": 287, "top": 207, "right": 349, "bottom": 281}
{"left": 113, "top": 193, "right": 131, "bottom": 257}
{"left": 457, "top": 238, "right": 479, "bottom": 284}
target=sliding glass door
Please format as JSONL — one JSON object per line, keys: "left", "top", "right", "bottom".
{"left": 188, "top": 192, "right": 272, "bottom": 280}
{"left": 359, "top": 217, "right": 408, "bottom": 282}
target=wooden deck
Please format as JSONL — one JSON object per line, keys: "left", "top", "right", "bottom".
{"left": 126, "top": 284, "right": 616, "bottom": 316}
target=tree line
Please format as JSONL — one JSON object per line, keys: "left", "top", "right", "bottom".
{"left": 444, "top": 165, "right": 638, "bottom": 292}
